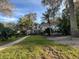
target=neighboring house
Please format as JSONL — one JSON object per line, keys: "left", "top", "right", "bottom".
{"left": 32, "top": 24, "right": 40, "bottom": 34}
{"left": 40, "top": 23, "right": 49, "bottom": 32}
{"left": 40, "top": 19, "right": 59, "bottom": 32}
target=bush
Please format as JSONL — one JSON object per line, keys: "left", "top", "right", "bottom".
{"left": 44, "top": 28, "right": 53, "bottom": 36}
{"left": 0, "top": 28, "right": 15, "bottom": 41}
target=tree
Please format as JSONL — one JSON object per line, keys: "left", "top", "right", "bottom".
{"left": 0, "top": 23, "right": 15, "bottom": 40}
{"left": 18, "top": 13, "right": 36, "bottom": 33}
{"left": 66, "top": 0, "right": 78, "bottom": 36}
{"left": 42, "top": 0, "right": 63, "bottom": 36}
{"left": 42, "top": 0, "right": 63, "bottom": 18}
{"left": 57, "top": 9, "right": 70, "bottom": 35}
{"left": 4, "top": 23, "right": 16, "bottom": 31}
{"left": 75, "top": 1, "right": 79, "bottom": 28}
{"left": 18, "top": 16, "right": 33, "bottom": 31}
{"left": 42, "top": 0, "right": 79, "bottom": 36}
{"left": 42, "top": 9, "right": 52, "bottom": 36}
{"left": 0, "top": 23, "right": 4, "bottom": 29}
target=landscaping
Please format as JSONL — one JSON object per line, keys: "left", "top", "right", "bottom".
{"left": 0, "top": 35, "right": 79, "bottom": 59}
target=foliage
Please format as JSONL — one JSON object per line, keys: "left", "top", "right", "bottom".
{"left": 42, "top": 9, "right": 53, "bottom": 36}
{"left": 44, "top": 28, "right": 53, "bottom": 36}
{"left": 42, "top": 9, "right": 51, "bottom": 24}
{"left": 42, "top": 0, "right": 64, "bottom": 36}
{"left": 57, "top": 17, "right": 70, "bottom": 35}
{"left": 42, "top": 0, "right": 63, "bottom": 17}
{"left": 57, "top": 8, "right": 70, "bottom": 35}
{"left": 18, "top": 13, "right": 36, "bottom": 31}
{"left": 19, "top": 17, "right": 33, "bottom": 27}
{"left": 0, "top": 23, "right": 17, "bottom": 40}
{"left": 4, "top": 23, "right": 17, "bottom": 31}
{"left": 0, "top": 27, "right": 15, "bottom": 40}
{"left": 0, "top": 23, "right": 4, "bottom": 29}
{"left": 0, "top": 36, "right": 79, "bottom": 59}
{"left": 42, "top": 0, "right": 78, "bottom": 36}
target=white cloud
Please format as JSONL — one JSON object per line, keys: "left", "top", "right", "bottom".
{"left": 12, "top": 8, "right": 30, "bottom": 16}
{"left": 0, "top": 8, "right": 31, "bottom": 23}
{"left": 0, "top": 15, "right": 18, "bottom": 23}
{"left": 0, "top": 0, "right": 45, "bottom": 23}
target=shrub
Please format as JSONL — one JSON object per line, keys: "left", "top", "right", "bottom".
{"left": 0, "top": 27, "right": 15, "bottom": 41}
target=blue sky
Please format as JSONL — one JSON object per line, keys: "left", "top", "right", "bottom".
{"left": 0, "top": 0, "right": 46, "bottom": 24}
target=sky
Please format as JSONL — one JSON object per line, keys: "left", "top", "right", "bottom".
{"left": 0, "top": 0, "right": 46, "bottom": 24}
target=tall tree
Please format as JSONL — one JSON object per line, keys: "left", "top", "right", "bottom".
{"left": 42, "top": 0, "right": 63, "bottom": 36}
{"left": 57, "top": 9, "right": 70, "bottom": 35}
{"left": 0, "top": 23, "right": 4, "bottom": 29}
{"left": 18, "top": 13, "right": 36, "bottom": 31}
{"left": 42, "top": 0, "right": 79, "bottom": 36}
{"left": 67, "top": 0, "right": 78, "bottom": 36}
{"left": 75, "top": 0, "right": 79, "bottom": 28}
{"left": 42, "top": 0, "right": 63, "bottom": 18}
{"left": 42, "top": 9, "right": 52, "bottom": 36}
{"left": 43, "top": 9, "right": 51, "bottom": 25}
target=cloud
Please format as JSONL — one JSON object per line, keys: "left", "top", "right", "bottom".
{"left": 0, "top": 0, "right": 46, "bottom": 23}
{"left": 0, "top": 8, "right": 28, "bottom": 23}
{"left": 12, "top": 8, "right": 30, "bottom": 17}
{"left": 0, "top": 15, "right": 18, "bottom": 23}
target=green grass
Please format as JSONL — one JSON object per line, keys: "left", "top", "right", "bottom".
{"left": 0, "top": 36, "right": 21, "bottom": 45}
{"left": 0, "top": 35, "right": 79, "bottom": 59}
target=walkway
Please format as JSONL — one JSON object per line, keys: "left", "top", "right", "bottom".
{"left": 47, "top": 36, "right": 79, "bottom": 48}
{"left": 0, "top": 36, "right": 29, "bottom": 51}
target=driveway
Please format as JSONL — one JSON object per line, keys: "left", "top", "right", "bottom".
{"left": 47, "top": 36, "right": 79, "bottom": 48}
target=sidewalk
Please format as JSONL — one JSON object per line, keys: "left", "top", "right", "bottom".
{"left": 0, "top": 36, "right": 29, "bottom": 51}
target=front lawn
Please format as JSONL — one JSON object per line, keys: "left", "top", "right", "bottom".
{"left": 0, "top": 36, "right": 18, "bottom": 45}
{"left": 0, "top": 35, "right": 79, "bottom": 59}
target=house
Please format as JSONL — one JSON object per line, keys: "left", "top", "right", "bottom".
{"left": 31, "top": 23, "right": 40, "bottom": 34}
{"left": 40, "top": 22, "right": 49, "bottom": 32}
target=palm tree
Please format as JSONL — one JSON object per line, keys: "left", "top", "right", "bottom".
{"left": 43, "top": 9, "right": 51, "bottom": 25}
{"left": 42, "top": 0, "right": 63, "bottom": 36}
{"left": 42, "top": 9, "right": 52, "bottom": 36}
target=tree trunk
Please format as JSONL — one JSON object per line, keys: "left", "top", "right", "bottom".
{"left": 68, "top": 0, "right": 78, "bottom": 36}
{"left": 48, "top": 18, "right": 51, "bottom": 36}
